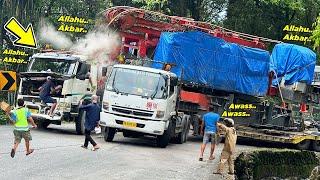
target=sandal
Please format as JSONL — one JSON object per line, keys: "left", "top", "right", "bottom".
{"left": 209, "top": 156, "right": 215, "bottom": 160}
{"left": 10, "top": 149, "right": 15, "bottom": 158}
{"left": 91, "top": 146, "right": 100, "bottom": 151}
{"left": 213, "top": 172, "right": 222, "bottom": 175}
{"left": 26, "top": 149, "right": 34, "bottom": 156}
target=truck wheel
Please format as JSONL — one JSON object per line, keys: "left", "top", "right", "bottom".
{"left": 157, "top": 121, "right": 173, "bottom": 148}
{"left": 312, "top": 141, "right": 320, "bottom": 152}
{"left": 39, "top": 121, "right": 51, "bottom": 129}
{"left": 183, "top": 116, "right": 191, "bottom": 143}
{"left": 296, "top": 140, "right": 311, "bottom": 150}
{"left": 104, "top": 127, "right": 116, "bottom": 142}
{"left": 176, "top": 129, "right": 185, "bottom": 144}
{"left": 76, "top": 110, "right": 86, "bottom": 135}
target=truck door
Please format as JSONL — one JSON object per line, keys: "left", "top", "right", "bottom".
{"left": 166, "top": 77, "right": 178, "bottom": 118}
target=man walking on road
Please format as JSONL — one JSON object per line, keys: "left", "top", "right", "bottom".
{"left": 214, "top": 118, "right": 237, "bottom": 175}
{"left": 199, "top": 109, "right": 220, "bottom": 161}
{"left": 79, "top": 95, "right": 100, "bottom": 151}
{"left": 6, "top": 99, "right": 37, "bottom": 158}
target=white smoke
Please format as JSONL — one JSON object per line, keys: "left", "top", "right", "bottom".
{"left": 71, "top": 26, "right": 120, "bottom": 65}
{"left": 38, "top": 22, "right": 120, "bottom": 65}
{"left": 38, "top": 21, "right": 73, "bottom": 49}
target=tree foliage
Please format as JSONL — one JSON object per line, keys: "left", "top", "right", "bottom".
{"left": 224, "top": 0, "right": 320, "bottom": 48}
{"left": 312, "top": 16, "right": 320, "bottom": 50}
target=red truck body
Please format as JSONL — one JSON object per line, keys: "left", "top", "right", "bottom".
{"left": 104, "top": 6, "right": 272, "bottom": 112}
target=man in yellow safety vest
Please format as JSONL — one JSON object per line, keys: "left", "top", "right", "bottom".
{"left": 6, "top": 99, "right": 37, "bottom": 158}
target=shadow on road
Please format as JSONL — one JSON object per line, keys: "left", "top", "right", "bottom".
{"left": 35, "top": 124, "right": 78, "bottom": 135}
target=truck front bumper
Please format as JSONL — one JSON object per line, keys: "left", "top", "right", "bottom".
{"left": 100, "top": 112, "right": 166, "bottom": 135}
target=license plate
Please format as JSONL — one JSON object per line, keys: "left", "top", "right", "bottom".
{"left": 30, "top": 109, "right": 38, "bottom": 114}
{"left": 123, "top": 121, "right": 137, "bottom": 128}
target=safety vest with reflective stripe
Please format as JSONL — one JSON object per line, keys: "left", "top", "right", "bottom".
{"left": 14, "top": 108, "right": 29, "bottom": 130}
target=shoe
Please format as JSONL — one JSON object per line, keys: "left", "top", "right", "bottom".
{"left": 91, "top": 145, "right": 100, "bottom": 151}
{"left": 213, "top": 172, "right": 222, "bottom": 175}
{"left": 10, "top": 149, "right": 15, "bottom": 158}
{"left": 228, "top": 172, "right": 234, "bottom": 175}
{"left": 199, "top": 157, "right": 203, "bottom": 161}
{"left": 209, "top": 156, "right": 215, "bottom": 160}
{"left": 81, "top": 145, "right": 88, "bottom": 149}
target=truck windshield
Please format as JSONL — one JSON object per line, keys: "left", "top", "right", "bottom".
{"left": 106, "top": 68, "right": 167, "bottom": 99}
{"left": 29, "top": 58, "right": 76, "bottom": 75}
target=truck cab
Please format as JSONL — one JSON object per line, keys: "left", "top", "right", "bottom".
{"left": 18, "top": 51, "right": 101, "bottom": 134}
{"left": 100, "top": 64, "right": 190, "bottom": 148}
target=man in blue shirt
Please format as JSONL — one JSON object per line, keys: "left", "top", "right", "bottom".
{"left": 199, "top": 109, "right": 220, "bottom": 161}
{"left": 79, "top": 95, "right": 101, "bottom": 151}
{"left": 38, "top": 76, "right": 62, "bottom": 116}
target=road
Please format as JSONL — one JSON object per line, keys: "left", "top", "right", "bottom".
{"left": 0, "top": 123, "right": 262, "bottom": 180}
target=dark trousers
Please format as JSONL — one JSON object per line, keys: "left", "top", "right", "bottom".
{"left": 84, "top": 129, "right": 97, "bottom": 147}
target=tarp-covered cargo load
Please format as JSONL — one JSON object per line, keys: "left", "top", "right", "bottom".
{"left": 152, "top": 31, "right": 270, "bottom": 96}
{"left": 270, "top": 43, "right": 316, "bottom": 86}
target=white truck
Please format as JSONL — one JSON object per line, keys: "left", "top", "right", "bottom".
{"left": 100, "top": 64, "right": 191, "bottom": 148}
{"left": 18, "top": 51, "right": 107, "bottom": 134}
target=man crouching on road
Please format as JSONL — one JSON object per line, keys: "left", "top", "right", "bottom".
{"left": 6, "top": 99, "right": 37, "bottom": 158}
{"left": 214, "top": 118, "right": 237, "bottom": 175}
{"left": 79, "top": 95, "right": 100, "bottom": 151}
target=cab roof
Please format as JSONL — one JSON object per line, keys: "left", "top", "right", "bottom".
{"left": 31, "top": 52, "right": 83, "bottom": 61}
{"left": 113, "top": 64, "right": 177, "bottom": 77}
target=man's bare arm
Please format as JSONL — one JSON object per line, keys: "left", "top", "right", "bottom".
{"left": 5, "top": 111, "right": 15, "bottom": 124}
{"left": 217, "top": 122, "right": 227, "bottom": 131}
{"left": 200, "top": 119, "right": 204, "bottom": 135}
{"left": 28, "top": 117, "right": 37, "bottom": 128}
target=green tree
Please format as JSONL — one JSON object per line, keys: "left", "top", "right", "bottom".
{"left": 224, "top": 0, "right": 320, "bottom": 50}
{"left": 311, "top": 16, "right": 320, "bottom": 50}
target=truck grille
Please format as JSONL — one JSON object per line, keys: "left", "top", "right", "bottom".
{"left": 112, "top": 105, "right": 154, "bottom": 117}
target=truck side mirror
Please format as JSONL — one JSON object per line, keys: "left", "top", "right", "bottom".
{"left": 170, "top": 77, "right": 178, "bottom": 86}
{"left": 102, "top": 67, "right": 107, "bottom": 76}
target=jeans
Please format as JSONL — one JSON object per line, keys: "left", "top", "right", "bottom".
{"left": 84, "top": 129, "right": 97, "bottom": 147}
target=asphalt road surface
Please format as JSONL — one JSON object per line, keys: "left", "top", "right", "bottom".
{"left": 0, "top": 123, "right": 264, "bottom": 180}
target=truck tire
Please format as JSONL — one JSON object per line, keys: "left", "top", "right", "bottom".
{"left": 184, "top": 116, "right": 191, "bottom": 143}
{"left": 312, "top": 140, "right": 320, "bottom": 152}
{"left": 176, "top": 129, "right": 185, "bottom": 144}
{"left": 39, "top": 121, "right": 51, "bottom": 129}
{"left": 104, "top": 127, "right": 116, "bottom": 142}
{"left": 157, "top": 121, "right": 173, "bottom": 148}
{"left": 296, "top": 140, "right": 311, "bottom": 150}
{"left": 76, "top": 110, "right": 86, "bottom": 135}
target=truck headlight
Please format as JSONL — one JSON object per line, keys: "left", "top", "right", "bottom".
{"left": 156, "top": 111, "right": 165, "bottom": 118}
{"left": 103, "top": 102, "right": 109, "bottom": 110}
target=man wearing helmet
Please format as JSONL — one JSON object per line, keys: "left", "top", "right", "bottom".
{"left": 214, "top": 118, "right": 237, "bottom": 175}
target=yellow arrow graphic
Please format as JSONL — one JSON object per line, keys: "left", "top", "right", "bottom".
{"left": 4, "top": 17, "right": 37, "bottom": 49}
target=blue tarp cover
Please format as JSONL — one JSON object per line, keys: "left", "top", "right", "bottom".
{"left": 152, "top": 31, "right": 270, "bottom": 96}
{"left": 270, "top": 43, "right": 316, "bottom": 86}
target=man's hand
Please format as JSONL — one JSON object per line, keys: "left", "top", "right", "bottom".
{"left": 32, "top": 124, "right": 37, "bottom": 129}
{"left": 79, "top": 99, "right": 84, "bottom": 105}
